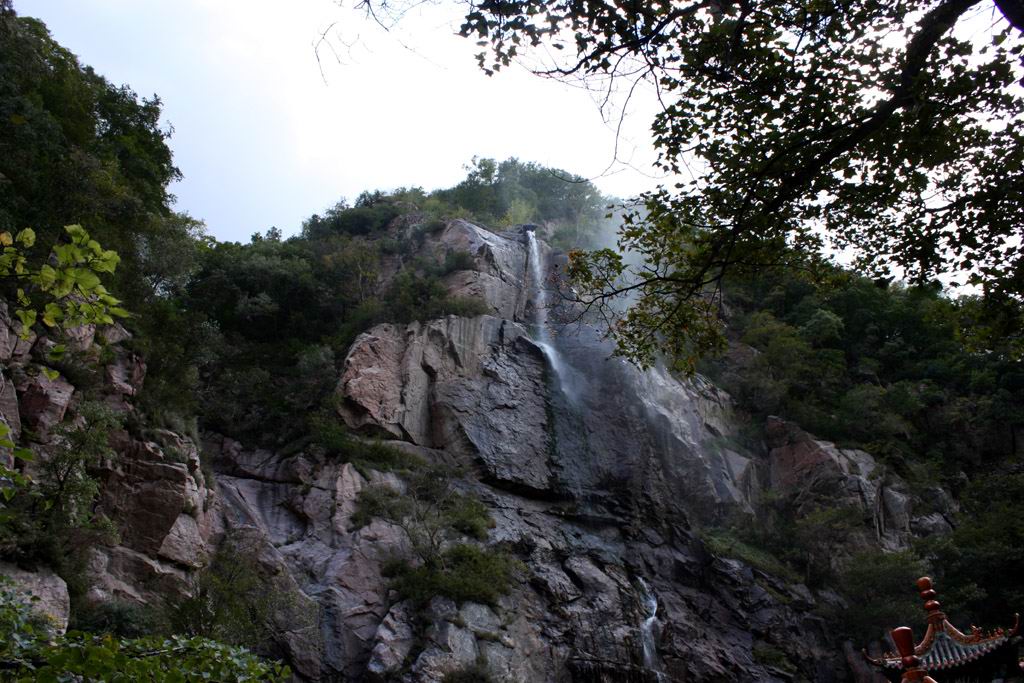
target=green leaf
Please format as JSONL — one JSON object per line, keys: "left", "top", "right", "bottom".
{"left": 12, "top": 448, "right": 33, "bottom": 462}
{"left": 64, "top": 224, "right": 88, "bottom": 243}
{"left": 42, "top": 303, "right": 63, "bottom": 328}
{"left": 37, "top": 264, "right": 57, "bottom": 288}
{"left": 15, "top": 228, "right": 35, "bottom": 247}
{"left": 41, "top": 368, "right": 60, "bottom": 381}
{"left": 72, "top": 268, "right": 101, "bottom": 291}
{"left": 14, "top": 309, "right": 36, "bottom": 333}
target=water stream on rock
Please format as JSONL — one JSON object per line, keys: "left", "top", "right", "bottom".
{"left": 526, "top": 230, "right": 571, "bottom": 394}
{"left": 638, "top": 578, "right": 665, "bottom": 680}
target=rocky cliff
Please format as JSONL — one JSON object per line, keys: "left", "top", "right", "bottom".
{"left": 2, "top": 219, "right": 946, "bottom": 682}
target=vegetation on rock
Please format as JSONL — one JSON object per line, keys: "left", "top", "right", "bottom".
{"left": 357, "top": 466, "right": 518, "bottom": 607}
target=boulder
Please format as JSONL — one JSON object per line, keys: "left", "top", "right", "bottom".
{"left": 105, "top": 350, "right": 146, "bottom": 397}
{"left": 16, "top": 370, "right": 74, "bottom": 436}
{"left": 366, "top": 601, "right": 416, "bottom": 677}
{"left": 0, "top": 562, "right": 70, "bottom": 634}
{"left": 0, "top": 301, "right": 34, "bottom": 363}
{"left": 158, "top": 513, "right": 207, "bottom": 568}
{"left": 84, "top": 545, "right": 190, "bottom": 605}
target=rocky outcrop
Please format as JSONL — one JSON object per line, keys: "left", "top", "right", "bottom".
{"left": 0, "top": 310, "right": 218, "bottom": 614}
{"left": 426, "top": 220, "right": 530, "bottom": 322}
{"left": 337, "top": 316, "right": 554, "bottom": 495}
{"left": 16, "top": 370, "right": 74, "bottom": 438}
{"left": 338, "top": 223, "right": 759, "bottom": 517}
{"left": 764, "top": 417, "right": 922, "bottom": 551}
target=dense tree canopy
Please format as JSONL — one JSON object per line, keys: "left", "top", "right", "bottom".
{"left": 419, "top": 0, "right": 1024, "bottom": 366}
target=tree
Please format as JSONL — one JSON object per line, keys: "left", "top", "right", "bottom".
{"left": 379, "top": 0, "right": 1024, "bottom": 368}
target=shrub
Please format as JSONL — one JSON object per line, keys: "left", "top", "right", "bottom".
{"left": 832, "top": 549, "right": 929, "bottom": 642}
{"left": 165, "top": 534, "right": 314, "bottom": 654}
{"left": 699, "top": 529, "right": 800, "bottom": 583}
{"left": 311, "top": 418, "right": 425, "bottom": 472}
{"left": 442, "top": 658, "right": 494, "bottom": 682}
{"left": 0, "top": 401, "right": 123, "bottom": 582}
{"left": 1, "top": 581, "right": 289, "bottom": 681}
{"left": 752, "top": 643, "right": 796, "bottom": 674}
{"left": 440, "top": 250, "right": 477, "bottom": 275}
{"left": 388, "top": 544, "right": 520, "bottom": 606}
{"left": 69, "top": 600, "right": 168, "bottom": 639}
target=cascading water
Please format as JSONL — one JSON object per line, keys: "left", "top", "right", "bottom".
{"left": 638, "top": 578, "right": 665, "bottom": 680}
{"left": 526, "top": 230, "right": 570, "bottom": 391}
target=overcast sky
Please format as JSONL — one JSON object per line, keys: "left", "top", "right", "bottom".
{"left": 18, "top": 0, "right": 665, "bottom": 243}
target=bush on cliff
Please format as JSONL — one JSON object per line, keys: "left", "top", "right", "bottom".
{"left": 354, "top": 466, "right": 516, "bottom": 606}
{"left": 385, "top": 544, "right": 519, "bottom": 607}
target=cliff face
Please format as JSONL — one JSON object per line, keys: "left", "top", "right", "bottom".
{"left": 207, "top": 220, "right": 848, "bottom": 681}
{"left": 2, "top": 219, "right": 943, "bottom": 681}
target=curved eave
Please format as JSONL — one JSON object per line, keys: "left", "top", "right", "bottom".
{"left": 866, "top": 614, "right": 1019, "bottom": 671}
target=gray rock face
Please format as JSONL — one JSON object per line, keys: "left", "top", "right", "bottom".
{"left": 0, "top": 562, "right": 70, "bottom": 634}
{"left": 0, "top": 370, "right": 21, "bottom": 442}
{"left": 367, "top": 601, "right": 417, "bottom": 677}
{"left": 337, "top": 316, "right": 553, "bottom": 495}
{"left": 290, "top": 221, "right": 845, "bottom": 681}
{"left": 426, "top": 220, "right": 529, "bottom": 321}
{"left": 210, "top": 434, "right": 415, "bottom": 681}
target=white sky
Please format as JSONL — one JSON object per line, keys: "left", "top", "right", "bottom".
{"left": 18, "top": 0, "right": 665, "bottom": 243}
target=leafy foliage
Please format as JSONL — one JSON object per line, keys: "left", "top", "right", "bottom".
{"left": 0, "top": 224, "right": 127, "bottom": 338}
{"left": 0, "top": 6, "right": 182, "bottom": 301}
{"left": 699, "top": 528, "right": 799, "bottom": 584}
{"left": 442, "top": 660, "right": 495, "bottom": 683}
{"left": 69, "top": 600, "right": 169, "bottom": 639}
{"left": 166, "top": 535, "right": 311, "bottom": 653}
{"left": 833, "top": 550, "right": 930, "bottom": 642}
{"left": 0, "top": 582, "right": 289, "bottom": 682}
{"left": 441, "top": 0, "right": 1024, "bottom": 365}
{"left": 706, "top": 269, "right": 1024, "bottom": 473}
{"left": 311, "top": 418, "right": 425, "bottom": 473}
{"left": 385, "top": 544, "right": 519, "bottom": 607}
{"left": 432, "top": 157, "right": 611, "bottom": 247}
{"left": 925, "top": 472, "right": 1024, "bottom": 626}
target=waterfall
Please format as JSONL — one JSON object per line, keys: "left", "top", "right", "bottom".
{"left": 526, "top": 230, "right": 570, "bottom": 390}
{"left": 638, "top": 578, "right": 665, "bottom": 680}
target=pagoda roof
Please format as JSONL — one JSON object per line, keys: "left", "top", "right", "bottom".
{"left": 867, "top": 615, "right": 1019, "bottom": 672}
{"left": 864, "top": 577, "right": 1020, "bottom": 675}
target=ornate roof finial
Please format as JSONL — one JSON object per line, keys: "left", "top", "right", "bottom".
{"left": 916, "top": 577, "right": 946, "bottom": 626}
{"left": 892, "top": 626, "right": 939, "bottom": 683}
